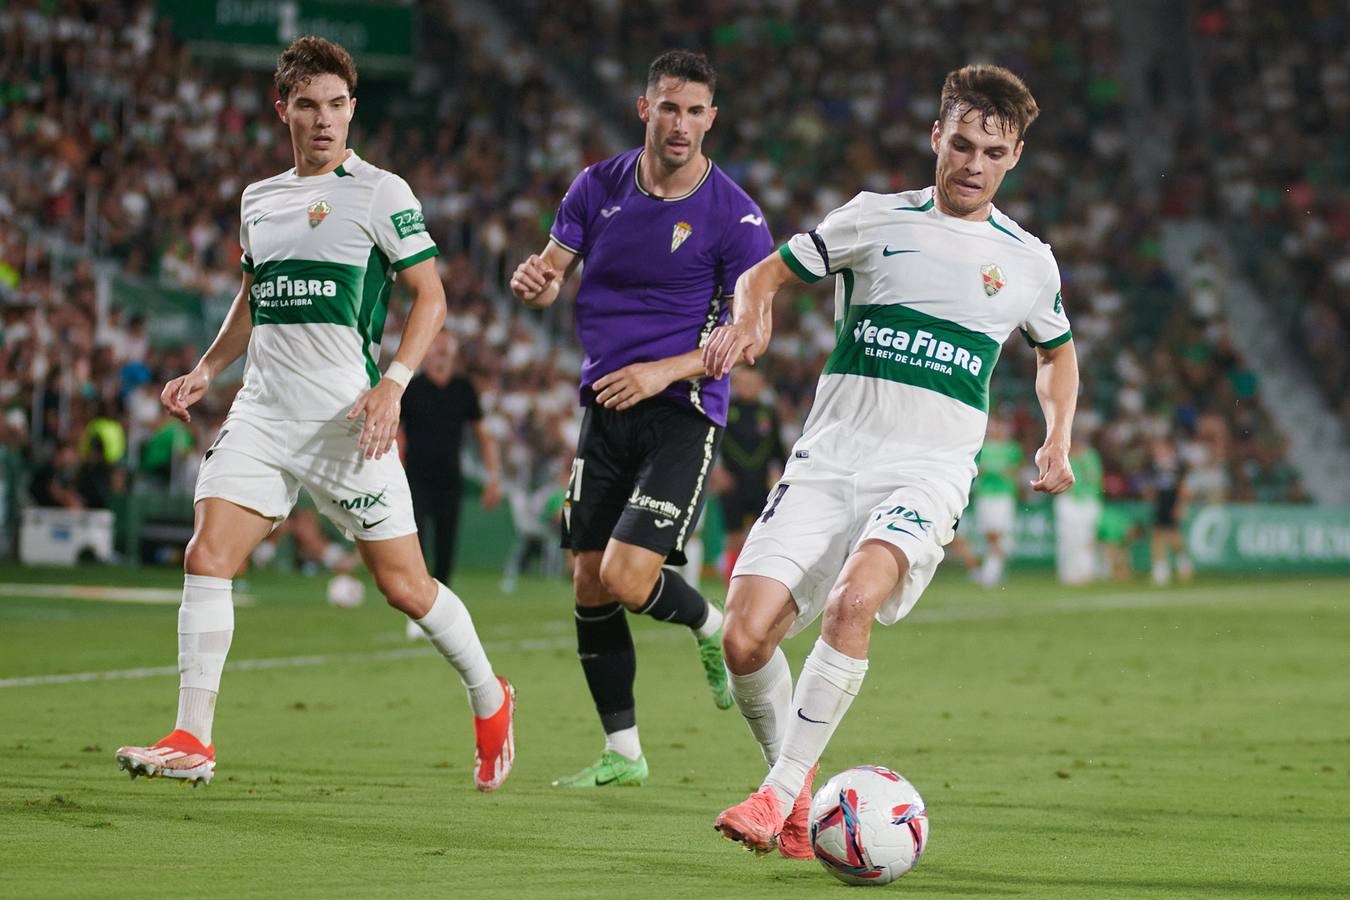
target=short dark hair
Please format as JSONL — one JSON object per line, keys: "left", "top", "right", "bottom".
{"left": 647, "top": 49, "right": 716, "bottom": 96}
{"left": 275, "top": 36, "right": 358, "bottom": 103}
{"left": 939, "top": 64, "right": 1040, "bottom": 142}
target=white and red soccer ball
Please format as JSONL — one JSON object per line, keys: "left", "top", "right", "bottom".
{"left": 809, "top": 765, "right": 929, "bottom": 886}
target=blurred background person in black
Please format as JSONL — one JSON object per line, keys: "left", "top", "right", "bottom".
{"left": 712, "top": 368, "right": 785, "bottom": 586}
{"left": 400, "top": 330, "right": 502, "bottom": 590}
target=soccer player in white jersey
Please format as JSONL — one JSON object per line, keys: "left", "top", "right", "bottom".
{"left": 704, "top": 65, "right": 1078, "bottom": 857}
{"left": 114, "top": 37, "right": 515, "bottom": 792}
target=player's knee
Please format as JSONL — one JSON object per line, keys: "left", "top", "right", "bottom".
{"left": 721, "top": 623, "right": 774, "bottom": 675}
{"left": 572, "top": 559, "right": 609, "bottom": 605}
{"left": 597, "top": 557, "right": 656, "bottom": 608}
{"left": 375, "top": 570, "right": 433, "bottom": 617}
{"left": 183, "top": 537, "right": 235, "bottom": 579}
{"left": 823, "top": 580, "right": 884, "bottom": 635}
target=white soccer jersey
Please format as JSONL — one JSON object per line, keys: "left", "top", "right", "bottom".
{"left": 779, "top": 186, "right": 1070, "bottom": 510}
{"left": 233, "top": 151, "right": 438, "bottom": 421}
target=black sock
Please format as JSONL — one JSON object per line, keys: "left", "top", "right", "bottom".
{"left": 633, "top": 568, "right": 710, "bottom": 630}
{"left": 574, "top": 602, "right": 636, "bottom": 734}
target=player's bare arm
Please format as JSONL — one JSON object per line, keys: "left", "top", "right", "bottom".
{"left": 509, "top": 240, "right": 579, "bottom": 309}
{"left": 704, "top": 251, "right": 794, "bottom": 379}
{"left": 347, "top": 257, "right": 445, "bottom": 460}
{"left": 161, "top": 272, "right": 255, "bottom": 423}
{"left": 593, "top": 349, "right": 707, "bottom": 411}
{"left": 473, "top": 419, "right": 502, "bottom": 509}
{"left": 1030, "top": 339, "right": 1078, "bottom": 495}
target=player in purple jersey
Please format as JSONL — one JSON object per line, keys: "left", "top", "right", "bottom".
{"left": 510, "top": 50, "right": 774, "bottom": 787}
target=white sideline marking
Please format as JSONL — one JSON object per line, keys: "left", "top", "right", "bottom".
{"left": 0, "top": 581, "right": 1322, "bottom": 690}
{"left": 0, "top": 583, "right": 255, "bottom": 606}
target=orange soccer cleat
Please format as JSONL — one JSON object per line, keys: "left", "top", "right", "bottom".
{"left": 472, "top": 676, "right": 516, "bottom": 792}
{"left": 114, "top": 729, "right": 215, "bottom": 785}
{"left": 714, "top": 786, "right": 787, "bottom": 855}
{"left": 777, "top": 764, "right": 819, "bottom": 859}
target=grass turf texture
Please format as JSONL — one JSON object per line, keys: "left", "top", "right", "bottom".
{"left": 1, "top": 564, "right": 1347, "bottom": 898}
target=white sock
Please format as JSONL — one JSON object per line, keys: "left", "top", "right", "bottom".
{"left": 175, "top": 574, "right": 235, "bottom": 745}
{"left": 1152, "top": 559, "right": 1170, "bottom": 586}
{"left": 604, "top": 725, "right": 642, "bottom": 760}
{"left": 693, "top": 600, "right": 723, "bottom": 641}
{"left": 982, "top": 552, "right": 1006, "bottom": 585}
{"left": 415, "top": 582, "right": 504, "bottom": 717}
{"left": 729, "top": 647, "right": 792, "bottom": 766}
{"left": 764, "top": 637, "right": 868, "bottom": 816}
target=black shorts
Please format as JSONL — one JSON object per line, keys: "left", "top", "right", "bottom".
{"left": 562, "top": 399, "right": 722, "bottom": 566}
{"left": 720, "top": 481, "right": 770, "bottom": 535}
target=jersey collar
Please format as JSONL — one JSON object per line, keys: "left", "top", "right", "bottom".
{"left": 633, "top": 150, "right": 712, "bottom": 202}
{"left": 294, "top": 149, "right": 360, "bottom": 180}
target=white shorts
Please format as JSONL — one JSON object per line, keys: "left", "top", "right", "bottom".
{"left": 732, "top": 468, "right": 960, "bottom": 638}
{"left": 974, "top": 494, "right": 1016, "bottom": 537}
{"left": 194, "top": 413, "right": 417, "bottom": 542}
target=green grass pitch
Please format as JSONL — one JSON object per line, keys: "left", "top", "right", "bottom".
{"left": 2, "top": 564, "right": 1347, "bottom": 898}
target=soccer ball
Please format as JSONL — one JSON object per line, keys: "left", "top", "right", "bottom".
{"left": 809, "top": 765, "right": 929, "bottom": 885}
{"left": 326, "top": 573, "right": 365, "bottom": 608}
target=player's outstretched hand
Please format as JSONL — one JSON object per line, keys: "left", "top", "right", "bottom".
{"left": 1031, "top": 442, "right": 1075, "bottom": 494}
{"left": 481, "top": 477, "right": 502, "bottom": 510}
{"left": 703, "top": 319, "right": 767, "bottom": 380}
{"left": 593, "top": 361, "right": 672, "bottom": 411}
{"left": 509, "top": 254, "right": 558, "bottom": 307}
{"left": 160, "top": 369, "right": 210, "bottom": 423}
{"left": 347, "top": 380, "right": 403, "bottom": 460}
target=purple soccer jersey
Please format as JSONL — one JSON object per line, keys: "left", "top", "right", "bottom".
{"left": 550, "top": 148, "right": 773, "bottom": 426}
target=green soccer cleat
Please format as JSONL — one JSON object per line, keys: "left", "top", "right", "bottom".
{"left": 698, "top": 629, "right": 735, "bottom": 710}
{"left": 552, "top": 750, "right": 649, "bottom": 788}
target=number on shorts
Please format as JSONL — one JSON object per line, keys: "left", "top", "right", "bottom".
{"left": 567, "top": 458, "right": 585, "bottom": 502}
{"left": 760, "top": 482, "right": 790, "bottom": 524}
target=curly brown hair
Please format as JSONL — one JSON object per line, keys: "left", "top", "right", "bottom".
{"left": 274, "top": 36, "right": 358, "bottom": 102}
{"left": 939, "top": 65, "right": 1039, "bottom": 142}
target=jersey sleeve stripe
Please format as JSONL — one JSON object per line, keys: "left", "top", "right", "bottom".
{"left": 779, "top": 244, "right": 823, "bottom": 284}
{"left": 390, "top": 245, "right": 439, "bottom": 271}
{"left": 1022, "top": 328, "right": 1072, "bottom": 349}
{"left": 1038, "top": 329, "right": 1072, "bottom": 349}
{"left": 548, "top": 234, "right": 582, "bottom": 255}
{"left": 807, "top": 230, "right": 832, "bottom": 274}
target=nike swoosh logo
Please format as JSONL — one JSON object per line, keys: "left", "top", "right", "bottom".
{"left": 595, "top": 774, "right": 619, "bottom": 785}
{"left": 250, "top": 213, "right": 269, "bottom": 226}
{"left": 796, "top": 708, "right": 828, "bottom": 725}
{"left": 361, "top": 515, "right": 391, "bottom": 529}
{"left": 882, "top": 247, "right": 918, "bottom": 256}
{"left": 886, "top": 524, "right": 918, "bottom": 537}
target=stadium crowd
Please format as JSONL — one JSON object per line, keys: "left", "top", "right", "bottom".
{"left": 0, "top": 0, "right": 1313, "bottom": 564}
{"left": 1189, "top": 0, "right": 1350, "bottom": 428}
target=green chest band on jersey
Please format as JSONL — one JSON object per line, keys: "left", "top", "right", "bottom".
{"left": 823, "top": 303, "right": 1001, "bottom": 411}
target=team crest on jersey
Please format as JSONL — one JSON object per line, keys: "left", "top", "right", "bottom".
{"left": 307, "top": 199, "right": 331, "bottom": 228}
{"left": 980, "top": 263, "right": 1006, "bottom": 297}
{"left": 671, "top": 221, "right": 693, "bottom": 253}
